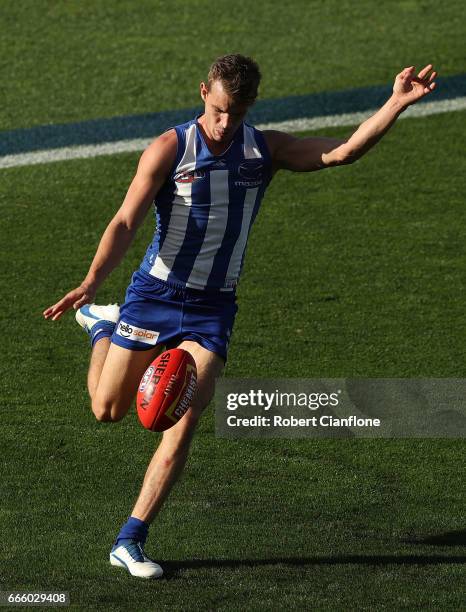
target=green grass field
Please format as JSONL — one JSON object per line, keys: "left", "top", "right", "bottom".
{"left": 1, "top": 1, "right": 465, "bottom": 610}
{"left": 1, "top": 0, "right": 465, "bottom": 130}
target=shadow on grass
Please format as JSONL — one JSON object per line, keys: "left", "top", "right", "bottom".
{"left": 404, "top": 530, "right": 466, "bottom": 546}
{"left": 161, "top": 552, "right": 466, "bottom": 579}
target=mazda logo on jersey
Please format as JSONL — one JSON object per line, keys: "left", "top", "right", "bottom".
{"left": 175, "top": 170, "right": 206, "bottom": 183}
{"left": 238, "top": 161, "right": 263, "bottom": 180}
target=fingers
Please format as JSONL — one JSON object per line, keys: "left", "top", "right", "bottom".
{"left": 417, "top": 63, "right": 433, "bottom": 79}
{"left": 43, "top": 293, "right": 75, "bottom": 320}
{"left": 399, "top": 64, "right": 436, "bottom": 82}
{"left": 43, "top": 302, "right": 61, "bottom": 319}
{"left": 424, "top": 80, "right": 437, "bottom": 93}
{"left": 396, "top": 66, "right": 415, "bottom": 88}
{"left": 43, "top": 307, "right": 61, "bottom": 321}
{"left": 72, "top": 295, "right": 90, "bottom": 310}
{"left": 43, "top": 286, "right": 93, "bottom": 321}
{"left": 413, "top": 64, "right": 437, "bottom": 85}
{"left": 426, "top": 70, "right": 437, "bottom": 92}
{"left": 50, "top": 309, "right": 65, "bottom": 321}
{"left": 43, "top": 301, "right": 68, "bottom": 321}
{"left": 398, "top": 66, "right": 414, "bottom": 80}
{"left": 43, "top": 306, "right": 54, "bottom": 318}
{"left": 397, "top": 64, "right": 437, "bottom": 97}
{"left": 415, "top": 66, "right": 437, "bottom": 93}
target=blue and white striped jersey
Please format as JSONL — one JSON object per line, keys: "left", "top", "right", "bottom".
{"left": 139, "top": 116, "right": 272, "bottom": 291}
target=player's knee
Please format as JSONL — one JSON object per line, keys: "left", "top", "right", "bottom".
{"left": 91, "top": 400, "right": 113, "bottom": 422}
{"left": 91, "top": 396, "right": 125, "bottom": 423}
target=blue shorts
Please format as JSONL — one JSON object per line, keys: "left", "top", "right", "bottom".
{"left": 111, "top": 269, "right": 238, "bottom": 361}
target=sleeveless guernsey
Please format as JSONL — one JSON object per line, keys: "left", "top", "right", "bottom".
{"left": 139, "top": 116, "right": 272, "bottom": 291}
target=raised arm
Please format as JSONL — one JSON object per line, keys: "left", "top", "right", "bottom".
{"left": 43, "top": 129, "right": 177, "bottom": 320}
{"left": 265, "top": 64, "right": 437, "bottom": 173}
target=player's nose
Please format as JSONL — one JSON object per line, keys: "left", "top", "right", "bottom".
{"left": 220, "top": 113, "right": 233, "bottom": 130}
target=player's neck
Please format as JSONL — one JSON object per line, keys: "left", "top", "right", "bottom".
{"left": 197, "top": 115, "right": 236, "bottom": 157}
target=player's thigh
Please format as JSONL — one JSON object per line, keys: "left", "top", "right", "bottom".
{"left": 177, "top": 340, "right": 224, "bottom": 417}
{"left": 93, "top": 342, "right": 162, "bottom": 421}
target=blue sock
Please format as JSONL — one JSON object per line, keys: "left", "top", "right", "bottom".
{"left": 114, "top": 517, "right": 149, "bottom": 547}
{"left": 90, "top": 321, "right": 115, "bottom": 347}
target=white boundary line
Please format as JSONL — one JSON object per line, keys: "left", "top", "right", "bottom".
{"left": 257, "top": 96, "right": 466, "bottom": 132}
{"left": 1, "top": 96, "right": 465, "bottom": 169}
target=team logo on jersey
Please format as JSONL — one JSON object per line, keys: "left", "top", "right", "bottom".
{"left": 117, "top": 321, "right": 160, "bottom": 345}
{"left": 175, "top": 170, "right": 206, "bottom": 183}
{"left": 235, "top": 161, "right": 264, "bottom": 187}
{"left": 238, "top": 161, "right": 263, "bottom": 180}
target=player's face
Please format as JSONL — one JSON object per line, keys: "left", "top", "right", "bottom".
{"left": 200, "top": 80, "right": 250, "bottom": 143}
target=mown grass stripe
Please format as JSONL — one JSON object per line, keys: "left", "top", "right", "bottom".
{"left": 1, "top": 74, "right": 465, "bottom": 157}
{"left": 1, "top": 96, "right": 465, "bottom": 169}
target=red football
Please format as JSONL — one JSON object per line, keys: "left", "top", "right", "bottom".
{"left": 137, "top": 349, "right": 197, "bottom": 432}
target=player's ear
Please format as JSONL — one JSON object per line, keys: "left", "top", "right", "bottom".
{"left": 200, "top": 82, "right": 208, "bottom": 103}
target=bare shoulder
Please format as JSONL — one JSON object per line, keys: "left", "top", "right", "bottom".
{"left": 262, "top": 129, "right": 296, "bottom": 159}
{"left": 138, "top": 129, "right": 178, "bottom": 177}
{"left": 261, "top": 129, "right": 297, "bottom": 172}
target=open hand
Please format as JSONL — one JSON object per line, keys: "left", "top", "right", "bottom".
{"left": 43, "top": 283, "right": 96, "bottom": 321}
{"left": 393, "top": 64, "right": 437, "bottom": 108}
